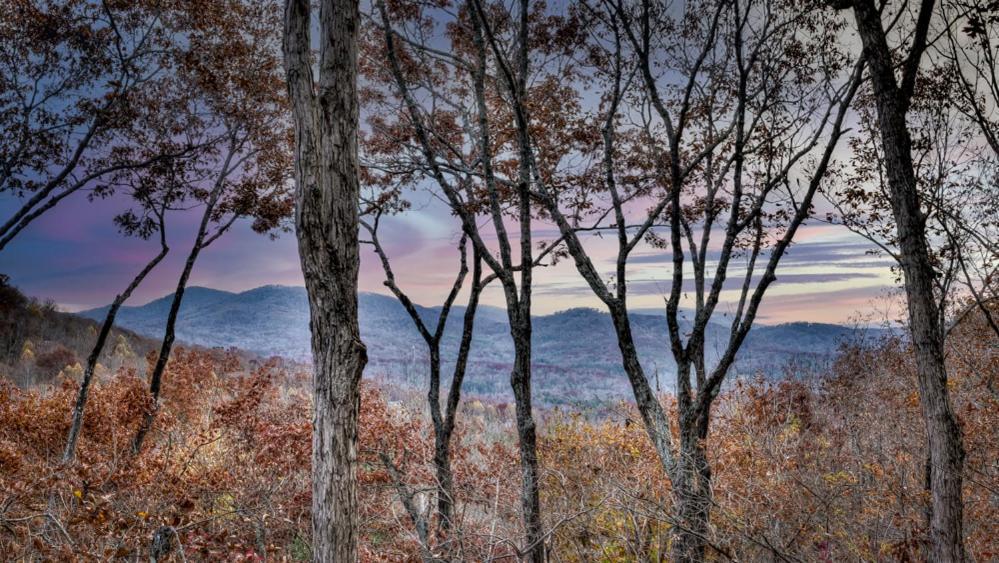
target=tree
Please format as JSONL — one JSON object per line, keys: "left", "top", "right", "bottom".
{"left": 490, "top": 0, "right": 863, "bottom": 558}
{"left": 362, "top": 205, "right": 484, "bottom": 553}
{"left": 282, "top": 0, "right": 367, "bottom": 559}
{"left": 365, "top": 1, "right": 584, "bottom": 557}
{"left": 827, "top": 54, "right": 999, "bottom": 339}
{"left": 936, "top": 0, "right": 999, "bottom": 336}
{"left": 64, "top": 177, "right": 173, "bottom": 462}
{"left": 131, "top": 0, "right": 293, "bottom": 454}
{"left": 0, "top": 0, "right": 206, "bottom": 251}
{"left": 831, "top": 0, "right": 967, "bottom": 559}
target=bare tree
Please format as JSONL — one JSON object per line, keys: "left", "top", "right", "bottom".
{"left": 831, "top": 0, "right": 967, "bottom": 559}
{"left": 936, "top": 0, "right": 999, "bottom": 336}
{"left": 367, "top": 1, "right": 574, "bottom": 558}
{"left": 492, "top": 0, "right": 864, "bottom": 559}
{"left": 363, "top": 206, "right": 484, "bottom": 553}
{"left": 283, "top": 0, "right": 367, "bottom": 559}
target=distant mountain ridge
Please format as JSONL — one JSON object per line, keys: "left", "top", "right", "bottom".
{"left": 79, "top": 285, "right": 885, "bottom": 406}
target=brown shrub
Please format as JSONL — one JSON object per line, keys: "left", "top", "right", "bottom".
{"left": 33, "top": 344, "right": 78, "bottom": 379}
{"left": 1, "top": 319, "right": 995, "bottom": 561}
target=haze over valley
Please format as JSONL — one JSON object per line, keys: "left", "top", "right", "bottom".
{"left": 80, "top": 285, "right": 885, "bottom": 405}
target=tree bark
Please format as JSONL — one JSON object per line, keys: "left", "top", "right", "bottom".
{"left": 672, "top": 406, "right": 712, "bottom": 562}
{"left": 283, "top": 0, "right": 367, "bottom": 560}
{"left": 431, "top": 249, "right": 483, "bottom": 535}
{"left": 847, "top": 1, "right": 966, "bottom": 560}
{"left": 436, "top": 254, "right": 482, "bottom": 533}
{"left": 510, "top": 325, "right": 544, "bottom": 563}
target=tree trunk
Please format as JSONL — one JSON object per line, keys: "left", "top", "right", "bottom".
{"left": 849, "top": 2, "right": 966, "bottom": 560}
{"left": 672, "top": 411, "right": 712, "bottom": 562}
{"left": 428, "top": 347, "right": 457, "bottom": 532}
{"left": 436, "top": 251, "right": 483, "bottom": 536}
{"left": 65, "top": 242, "right": 168, "bottom": 461}
{"left": 130, "top": 259, "right": 191, "bottom": 454}
{"left": 607, "top": 305, "right": 676, "bottom": 473}
{"left": 309, "top": 307, "right": 365, "bottom": 562}
{"left": 510, "top": 320, "right": 544, "bottom": 563}
{"left": 283, "top": 0, "right": 366, "bottom": 560}
{"left": 433, "top": 432, "right": 455, "bottom": 533}
{"left": 610, "top": 298, "right": 716, "bottom": 562}
{"left": 511, "top": 0, "right": 544, "bottom": 548}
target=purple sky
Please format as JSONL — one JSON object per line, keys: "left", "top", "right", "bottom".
{"left": 0, "top": 181, "right": 902, "bottom": 325}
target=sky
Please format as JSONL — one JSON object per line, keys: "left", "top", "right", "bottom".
{"left": 0, "top": 180, "right": 904, "bottom": 325}
{"left": 0, "top": 0, "right": 912, "bottom": 327}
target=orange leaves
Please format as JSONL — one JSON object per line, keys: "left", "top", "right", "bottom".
{"left": 2, "top": 323, "right": 997, "bottom": 560}
{"left": 0, "top": 349, "right": 298, "bottom": 559}
{"left": 536, "top": 328, "right": 998, "bottom": 561}
{"left": 1, "top": 346, "right": 522, "bottom": 560}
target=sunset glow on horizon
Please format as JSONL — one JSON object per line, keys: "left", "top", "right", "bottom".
{"left": 2, "top": 185, "right": 900, "bottom": 325}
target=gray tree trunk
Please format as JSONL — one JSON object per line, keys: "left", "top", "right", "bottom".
{"left": 847, "top": 1, "right": 966, "bottom": 560}
{"left": 283, "top": 0, "right": 368, "bottom": 560}
{"left": 672, "top": 404, "right": 712, "bottom": 562}
{"left": 130, "top": 236, "right": 203, "bottom": 454}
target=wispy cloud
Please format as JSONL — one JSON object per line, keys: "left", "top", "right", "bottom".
{"left": 535, "top": 271, "right": 879, "bottom": 297}
{"left": 1, "top": 188, "right": 898, "bottom": 323}
{"left": 630, "top": 240, "right": 890, "bottom": 268}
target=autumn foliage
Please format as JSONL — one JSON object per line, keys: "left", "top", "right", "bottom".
{"left": 539, "top": 315, "right": 998, "bottom": 561}
{"left": 0, "top": 308, "right": 994, "bottom": 560}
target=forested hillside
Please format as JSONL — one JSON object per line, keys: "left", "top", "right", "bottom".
{"left": 80, "top": 286, "right": 885, "bottom": 405}
{"left": 1, "top": 299, "right": 995, "bottom": 560}
{"left": 0, "top": 277, "right": 156, "bottom": 388}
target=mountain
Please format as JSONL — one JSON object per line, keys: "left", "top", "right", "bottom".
{"left": 79, "top": 285, "right": 884, "bottom": 406}
{"left": 81, "top": 287, "right": 238, "bottom": 339}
